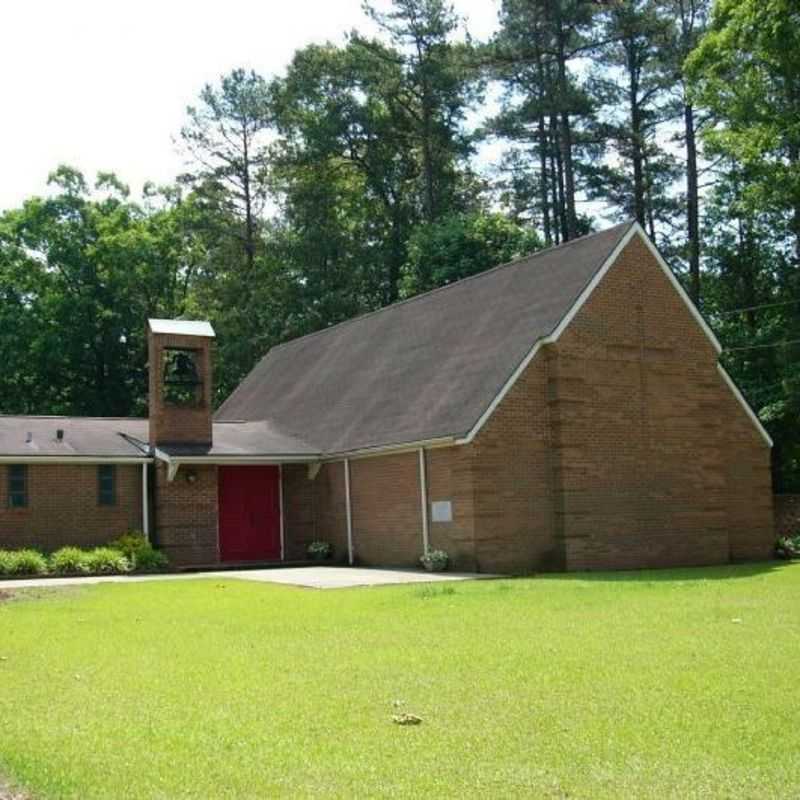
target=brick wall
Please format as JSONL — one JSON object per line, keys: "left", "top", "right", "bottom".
{"left": 281, "top": 464, "right": 316, "bottom": 560}
{"left": 468, "top": 356, "right": 560, "bottom": 573}
{"left": 0, "top": 463, "right": 142, "bottom": 551}
{"left": 544, "top": 234, "right": 772, "bottom": 569}
{"left": 153, "top": 462, "right": 218, "bottom": 565}
{"left": 306, "top": 230, "right": 776, "bottom": 575}
{"left": 349, "top": 452, "right": 423, "bottom": 566}
{"left": 148, "top": 331, "right": 213, "bottom": 446}
{"left": 425, "top": 446, "right": 478, "bottom": 571}
{"left": 312, "top": 463, "right": 349, "bottom": 562}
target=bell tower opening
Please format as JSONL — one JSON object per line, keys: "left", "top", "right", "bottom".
{"left": 163, "top": 347, "right": 203, "bottom": 407}
{"left": 147, "top": 319, "right": 215, "bottom": 447}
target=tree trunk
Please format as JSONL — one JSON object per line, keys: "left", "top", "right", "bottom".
{"left": 627, "top": 47, "right": 646, "bottom": 227}
{"left": 553, "top": 4, "right": 577, "bottom": 239}
{"left": 538, "top": 113, "right": 553, "bottom": 247}
{"left": 241, "top": 124, "right": 256, "bottom": 276}
{"left": 684, "top": 101, "right": 701, "bottom": 304}
{"left": 551, "top": 116, "right": 568, "bottom": 243}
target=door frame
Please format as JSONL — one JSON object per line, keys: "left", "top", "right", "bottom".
{"left": 216, "top": 464, "right": 285, "bottom": 563}
{"left": 278, "top": 464, "right": 285, "bottom": 561}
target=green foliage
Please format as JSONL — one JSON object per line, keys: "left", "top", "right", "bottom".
{"left": 49, "top": 547, "right": 91, "bottom": 575}
{"left": 0, "top": 171, "right": 201, "bottom": 416}
{"left": 776, "top": 535, "right": 800, "bottom": 560}
{"left": 106, "top": 532, "right": 148, "bottom": 560}
{"left": 306, "top": 541, "right": 332, "bottom": 560}
{"left": 132, "top": 548, "right": 169, "bottom": 573}
{"left": 0, "top": 549, "right": 48, "bottom": 576}
{"left": 401, "top": 211, "right": 542, "bottom": 296}
{"left": 687, "top": 0, "right": 800, "bottom": 256}
{"left": 420, "top": 548, "right": 449, "bottom": 571}
{"left": 107, "top": 533, "right": 168, "bottom": 572}
{"left": 83, "top": 548, "right": 131, "bottom": 575}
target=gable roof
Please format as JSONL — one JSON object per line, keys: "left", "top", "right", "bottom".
{"left": 216, "top": 222, "right": 635, "bottom": 454}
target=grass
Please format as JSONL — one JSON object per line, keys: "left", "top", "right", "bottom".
{"left": 0, "top": 564, "right": 798, "bottom": 799}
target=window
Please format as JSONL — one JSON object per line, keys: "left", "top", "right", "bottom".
{"left": 8, "top": 465, "right": 27, "bottom": 508}
{"left": 98, "top": 465, "right": 116, "bottom": 506}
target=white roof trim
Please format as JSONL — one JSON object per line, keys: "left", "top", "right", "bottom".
{"left": 169, "top": 455, "right": 318, "bottom": 464}
{"left": 148, "top": 319, "right": 215, "bottom": 338}
{"left": 324, "top": 436, "right": 457, "bottom": 462}
{"left": 717, "top": 363, "right": 773, "bottom": 447}
{"left": 457, "top": 223, "right": 726, "bottom": 445}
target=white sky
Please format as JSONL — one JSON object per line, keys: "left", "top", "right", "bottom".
{"left": 0, "top": 0, "right": 502, "bottom": 212}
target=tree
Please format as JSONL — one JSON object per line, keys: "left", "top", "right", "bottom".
{"left": 659, "top": 0, "right": 711, "bottom": 304}
{"left": 687, "top": 0, "right": 800, "bottom": 266}
{"left": 359, "top": 0, "right": 480, "bottom": 223}
{"left": 491, "top": 0, "right": 603, "bottom": 243}
{"left": 589, "top": 0, "right": 680, "bottom": 243}
{"left": 400, "top": 211, "right": 542, "bottom": 295}
{"left": 702, "top": 161, "right": 800, "bottom": 490}
{"left": 179, "top": 69, "right": 272, "bottom": 278}
{"left": 0, "top": 167, "right": 197, "bottom": 416}
{"left": 269, "top": 41, "right": 419, "bottom": 309}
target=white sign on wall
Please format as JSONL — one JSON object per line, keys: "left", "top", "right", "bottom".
{"left": 431, "top": 500, "right": 453, "bottom": 523}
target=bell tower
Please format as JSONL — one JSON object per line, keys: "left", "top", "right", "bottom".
{"left": 147, "top": 319, "right": 215, "bottom": 447}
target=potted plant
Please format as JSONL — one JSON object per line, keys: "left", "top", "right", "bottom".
{"left": 420, "top": 549, "right": 449, "bottom": 572}
{"left": 776, "top": 535, "right": 800, "bottom": 560}
{"left": 307, "top": 540, "right": 333, "bottom": 561}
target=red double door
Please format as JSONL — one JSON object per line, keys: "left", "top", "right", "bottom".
{"left": 218, "top": 466, "right": 281, "bottom": 562}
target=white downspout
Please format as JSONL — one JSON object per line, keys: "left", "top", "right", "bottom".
{"left": 141, "top": 462, "right": 150, "bottom": 542}
{"left": 344, "top": 458, "right": 354, "bottom": 565}
{"left": 418, "top": 447, "right": 429, "bottom": 555}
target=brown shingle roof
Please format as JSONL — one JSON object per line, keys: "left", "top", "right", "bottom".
{"left": 216, "top": 222, "right": 634, "bottom": 454}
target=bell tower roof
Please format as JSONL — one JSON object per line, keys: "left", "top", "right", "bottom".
{"left": 148, "top": 319, "right": 215, "bottom": 338}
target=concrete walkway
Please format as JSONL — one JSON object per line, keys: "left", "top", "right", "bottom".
{"left": 0, "top": 566, "right": 496, "bottom": 591}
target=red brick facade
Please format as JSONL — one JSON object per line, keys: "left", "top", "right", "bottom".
{"left": 294, "top": 234, "right": 774, "bottom": 573}
{"left": 148, "top": 330, "right": 214, "bottom": 446}
{"left": 152, "top": 463, "right": 218, "bottom": 565}
{"left": 1, "top": 233, "right": 775, "bottom": 572}
{"left": 0, "top": 463, "right": 143, "bottom": 550}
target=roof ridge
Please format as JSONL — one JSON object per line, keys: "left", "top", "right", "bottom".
{"left": 260, "top": 221, "right": 634, "bottom": 360}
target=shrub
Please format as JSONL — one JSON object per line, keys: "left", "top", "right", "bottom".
{"left": 107, "top": 531, "right": 148, "bottom": 559}
{"left": 776, "top": 535, "right": 800, "bottom": 560}
{"left": 307, "top": 540, "right": 333, "bottom": 560}
{"left": 3, "top": 549, "right": 48, "bottom": 576}
{"left": 420, "top": 549, "right": 449, "bottom": 572}
{"left": 107, "top": 532, "right": 168, "bottom": 572}
{"left": 0, "top": 550, "right": 16, "bottom": 576}
{"left": 84, "top": 548, "right": 131, "bottom": 575}
{"left": 50, "top": 547, "right": 91, "bottom": 575}
{"left": 133, "top": 547, "right": 169, "bottom": 572}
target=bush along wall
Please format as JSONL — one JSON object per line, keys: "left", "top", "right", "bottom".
{"left": 0, "top": 533, "right": 169, "bottom": 578}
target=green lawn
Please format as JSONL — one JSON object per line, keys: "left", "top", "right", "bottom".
{"left": 0, "top": 564, "right": 798, "bottom": 799}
